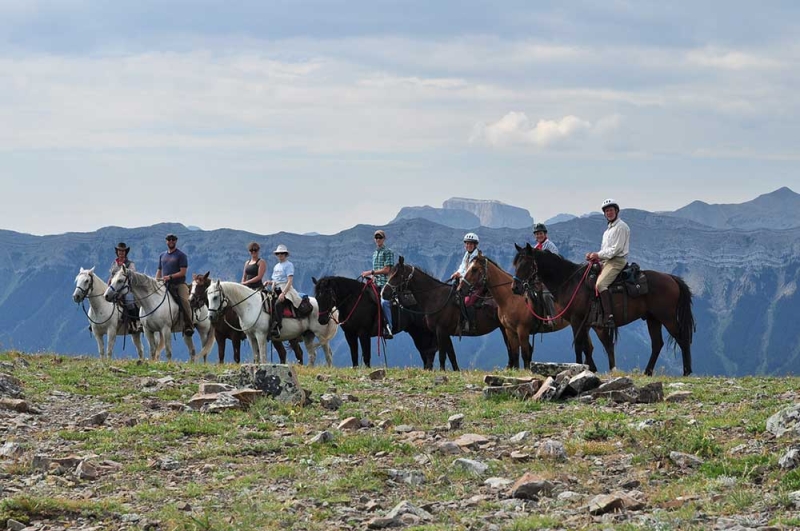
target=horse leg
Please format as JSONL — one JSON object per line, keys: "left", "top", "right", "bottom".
{"left": 197, "top": 322, "right": 215, "bottom": 363}
{"left": 256, "top": 332, "right": 269, "bottom": 365}
{"left": 146, "top": 329, "right": 161, "bottom": 361}
{"left": 132, "top": 332, "right": 145, "bottom": 361}
{"left": 573, "top": 325, "right": 597, "bottom": 373}
{"left": 273, "top": 340, "right": 288, "bottom": 364}
{"left": 217, "top": 332, "right": 226, "bottom": 364}
{"left": 345, "top": 330, "right": 359, "bottom": 367}
{"left": 291, "top": 339, "right": 304, "bottom": 365}
{"left": 182, "top": 332, "right": 195, "bottom": 363}
{"left": 94, "top": 330, "right": 105, "bottom": 359}
{"left": 408, "top": 330, "right": 434, "bottom": 370}
{"left": 233, "top": 338, "right": 241, "bottom": 364}
{"left": 517, "top": 327, "right": 532, "bottom": 371}
{"left": 644, "top": 316, "right": 665, "bottom": 376}
{"left": 323, "top": 342, "right": 333, "bottom": 367}
{"left": 360, "top": 334, "right": 371, "bottom": 368}
{"left": 593, "top": 326, "right": 616, "bottom": 372}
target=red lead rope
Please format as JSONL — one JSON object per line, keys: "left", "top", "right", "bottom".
{"left": 328, "top": 279, "right": 385, "bottom": 358}
{"left": 524, "top": 262, "right": 593, "bottom": 322}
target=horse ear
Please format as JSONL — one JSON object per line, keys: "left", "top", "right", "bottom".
{"left": 88, "top": 266, "right": 95, "bottom": 274}
{"left": 399, "top": 256, "right": 405, "bottom": 265}
{"left": 525, "top": 243, "right": 533, "bottom": 251}
{"left": 514, "top": 243, "right": 522, "bottom": 252}
{"left": 312, "top": 276, "right": 318, "bottom": 285}
{"left": 203, "top": 271, "right": 210, "bottom": 280}
{"left": 478, "top": 250, "right": 483, "bottom": 257}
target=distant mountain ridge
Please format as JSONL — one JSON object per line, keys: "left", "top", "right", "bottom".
{"left": 390, "top": 197, "right": 533, "bottom": 230}
{"left": 669, "top": 187, "right": 800, "bottom": 230}
{"left": 2, "top": 187, "right": 799, "bottom": 376}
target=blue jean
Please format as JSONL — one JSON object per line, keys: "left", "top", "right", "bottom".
{"left": 381, "top": 299, "right": 393, "bottom": 328}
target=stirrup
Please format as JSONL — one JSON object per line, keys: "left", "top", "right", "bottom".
{"left": 604, "top": 316, "right": 616, "bottom": 329}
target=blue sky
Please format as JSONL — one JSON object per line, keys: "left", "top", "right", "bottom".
{"left": 1, "top": 1, "right": 798, "bottom": 235}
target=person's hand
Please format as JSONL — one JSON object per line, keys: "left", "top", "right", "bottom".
{"left": 451, "top": 272, "right": 461, "bottom": 280}
{"left": 362, "top": 270, "right": 373, "bottom": 277}
{"left": 278, "top": 293, "right": 285, "bottom": 302}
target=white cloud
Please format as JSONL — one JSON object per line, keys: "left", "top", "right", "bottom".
{"left": 470, "top": 113, "right": 621, "bottom": 148}
{"left": 685, "top": 47, "right": 784, "bottom": 71}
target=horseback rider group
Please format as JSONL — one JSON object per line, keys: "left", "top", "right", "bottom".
{"left": 109, "top": 197, "right": 629, "bottom": 341}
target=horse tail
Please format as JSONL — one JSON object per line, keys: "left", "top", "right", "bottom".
{"left": 672, "top": 275, "right": 695, "bottom": 346}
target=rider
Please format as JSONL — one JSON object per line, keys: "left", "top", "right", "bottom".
{"left": 108, "top": 242, "right": 141, "bottom": 333}
{"left": 361, "top": 229, "right": 394, "bottom": 339}
{"left": 241, "top": 242, "right": 267, "bottom": 291}
{"left": 156, "top": 233, "right": 194, "bottom": 337}
{"left": 264, "top": 244, "right": 302, "bottom": 338}
{"left": 585, "top": 198, "right": 630, "bottom": 328}
{"left": 450, "top": 232, "right": 480, "bottom": 333}
{"left": 532, "top": 223, "right": 558, "bottom": 325}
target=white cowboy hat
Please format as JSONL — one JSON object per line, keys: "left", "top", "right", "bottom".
{"left": 273, "top": 244, "right": 290, "bottom": 255}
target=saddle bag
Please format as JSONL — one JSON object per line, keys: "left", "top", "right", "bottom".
{"left": 623, "top": 263, "right": 649, "bottom": 297}
{"left": 296, "top": 296, "right": 313, "bottom": 318}
{"left": 399, "top": 292, "right": 417, "bottom": 307}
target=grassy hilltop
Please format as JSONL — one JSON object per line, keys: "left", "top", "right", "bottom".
{"left": 1, "top": 352, "right": 799, "bottom": 530}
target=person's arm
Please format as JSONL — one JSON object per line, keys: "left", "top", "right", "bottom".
{"left": 253, "top": 259, "right": 267, "bottom": 284}
{"left": 167, "top": 266, "right": 188, "bottom": 282}
{"left": 156, "top": 255, "right": 163, "bottom": 279}
{"left": 128, "top": 261, "right": 136, "bottom": 273}
{"left": 597, "top": 226, "right": 623, "bottom": 260}
{"left": 241, "top": 261, "right": 249, "bottom": 283}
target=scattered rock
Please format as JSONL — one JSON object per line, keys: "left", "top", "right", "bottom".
{"left": 669, "top": 451, "right": 704, "bottom": 468}
{"left": 307, "top": 431, "right": 334, "bottom": 445}
{"left": 509, "top": 431, "right": 530, "bottom": 443}
{"left": 537, "top": 439, "right": 567, "bottom": 461}
{"left": 229, "top": 388, "right": 264, "bottom": 405}
{"left": 447, "top": 413, "right": 464, "bottom": 430}
{"left": 6, "top": 519, "right": 26, "bottom": 531}
{"left": 530, "top": 362, "right": 589, "bottom": 378}
{"left": 198, "top": 382, "right": 235, "bottom": 394}
{"left": 320, "top": 393, "right": 343, "bottom": 411}
{"left": 593, "top": 377, "right": 634, "bottom": 394}
{"left": 0, "top": 398, "right": 41, "bottom": 414}
{"left": 386, "top": 469, "right": 426, "bottom": 486}
{"left": 484, "top": 477, "right": 513, "bottom": 490}
{"left": 665, "top": 390, "right": 693, "bottom": 402}
{"left": 1, "top": 441, "right": 24, "bottom": 458}
{"left": 779, "top": 448, "right": 800, "bottom": 470}
{"left": 453, "top": 458, "right": 489, "bottom": 476}
{"left": 509, "top": 473, "right": 554, "bottom": 499}
{"left": 637, "top": 382, "right": 664, "bottom": 403}
{"left": 0, "top": 373, "right": 24, "bottom": 398}
{"left": 206, "top": 392, "right": 243, "bottom": 413}
{"left": 435, "top": 441, "right": 462, "bottom": 455}
{"left": 368, "top": 369, "right": 386, "bottom": 380}
{"left": 338, "top": 417, "right": 362, "bottom": 431}
{"left": 218, "top": 364, "right": 304, "bottom": 404}
{"left": 766, "top": 404, "right": 800, "bottom": 438}
{"left": 75, "top": 459, "right": 99, "bottom": 480}
{"left": 567, "top": 370, "right": 601, "bottom": 394}
{"left": 454, "top": 433, "right": 489, "bottom": 449}
{"left": 587, "top": 492, "right": 646, "bottom": 515}
{"left": 394, "top": 424, "right": 414, "bottom": 433}
{"left": 531, "top": 377, "right": 555, "bottom": 401}
{"left": 79, "top": 410, "right": 109, "bottom": 427}
{"left": 385, "top": 500, "right": 433, "bottom": 521}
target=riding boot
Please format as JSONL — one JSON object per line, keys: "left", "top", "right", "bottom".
{"left": 599, "top": 290, "right": 615, "bottom": 328}
{"left": 460, "top": 303, "right": 470, "bottom": 333}
{"left": 465, "top": 306, "right": 477, "bottom": 334}
{"left": 272, "top": 302, "right": 283, "bottom": 338}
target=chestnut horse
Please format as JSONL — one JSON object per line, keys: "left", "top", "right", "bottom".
{"left": 313, "top": 276, "right": 438, "bottom": 369}
{"left": 190, "top": 272, "right": 305, "bottom": 365}
{"left": 512, "top": 244, "right": 695, "bottom": 376}
{"left": 383, "top": 256, "right": 511, "bottom": 371}
{"left": 461, "top": 251, "right": 591, "bottom": 370}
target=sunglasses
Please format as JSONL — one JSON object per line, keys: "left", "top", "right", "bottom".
{"left": 166, "top": 238, "right": 177, "bottom": 242}
{"left": 275, "top": 252, "right": 288, "bottom": 255}
{"left": 374, "top": 235, "right": 384, "bottom": 240}
{"left": 249, "top": 249, "right": 259, "bottom": 252}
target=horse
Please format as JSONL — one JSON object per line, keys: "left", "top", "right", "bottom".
{"left": 104, "top": 266, "right": 215, "bottom": 362}
{"left": 461, "top": 251, "right": 590, "bottom": 370}
{"left": 312, "top": 276, "right": 438, "bottom": 369}
{"left": 189, "top": 272, "right": 306, "bottom": 365}
{"left": 383, "top": 256, "right": 511, "bottom": 371}
{"left": 512, "top": 244, "right": 695, "bottom": 376}
{"left": 73, "top": 267, "right": 145, "bottom": 360}
{"left": 206, "top": 280, "right": 338, "bottom": 366}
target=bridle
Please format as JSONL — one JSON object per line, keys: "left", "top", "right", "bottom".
{"left": 75, "top": 272, "right": 97, "bottom": 301}
{"left": 513, "top": 253, "right": 592, "bottom": 322}
{"left": 387, "top": 264, "right": 458, "bottom": 316}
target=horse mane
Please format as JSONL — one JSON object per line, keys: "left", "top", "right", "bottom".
{"left": 128, "top": 270, "right": 163, "bottom": 291}
{"left": 397, "top": 263, "right": 450, "bottom": 286}
{"left": 513, "top": 246, "right": 585, "bottom": 289}
{"left": 479, "top": 255, "right": 512, "bottom": 279}
{"left": 315, "top": 276, "right": 363, "bottom": 292}
{"left": 215, "top": 280, "right": 257, "bottom": 304}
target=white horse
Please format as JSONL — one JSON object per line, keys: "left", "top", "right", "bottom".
{"left": 73, "top": 267, "right": 145, "bottom": 360}
{"left": 206, "top": 280, "right": 338, "bottom": 365}
{"left": 105, "top": 266, "right": 215, "bottom": 362}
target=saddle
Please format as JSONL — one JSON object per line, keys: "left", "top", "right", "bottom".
{"left": 262, "top": 290, "right": 314, "bottom": 319}
{"left": 587, "top": 262, "right": 649, "bottom": 298}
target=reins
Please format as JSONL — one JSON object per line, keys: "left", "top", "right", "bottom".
{"left": 518, "top": 261, "right": 592, "bottom": 322}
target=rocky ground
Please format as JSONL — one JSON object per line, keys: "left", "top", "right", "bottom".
{"left": 1, "top": 352, "right": 799, "bottom": 531}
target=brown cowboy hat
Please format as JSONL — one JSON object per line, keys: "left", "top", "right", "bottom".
{"left": 115, "top": 242, "right": 130, "bottom": 252}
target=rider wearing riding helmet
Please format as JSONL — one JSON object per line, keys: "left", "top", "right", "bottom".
{"left": 450, "top": 232, "right": 481, "bottom": 333}
{"left": 585, "top": 198, "right": 630, "bottom": 329}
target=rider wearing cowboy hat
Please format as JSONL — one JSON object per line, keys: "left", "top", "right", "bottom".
{"left": 263, "top": 244, "right": 302, "bottom": 338}
{"left": 109, "top": 242, "right": 142, "bottom": 332}
{"left": 585, "top": 198, "right": 631, "bottom": 328}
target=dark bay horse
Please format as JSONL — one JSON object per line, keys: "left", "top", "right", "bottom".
{"left": 383, "top": 256, "right": 511, "bottom": 371}
{"left": 313, "top": 276, "right": 439, "bottom": 369}
{"left": 190, "top": 272, "right": 304, "bottom": 365}
{"left": 461, "top": 251, "right": 591, "bottom": 370}
{"left": 511, "top": 244, "right": 695, "bottom": 376}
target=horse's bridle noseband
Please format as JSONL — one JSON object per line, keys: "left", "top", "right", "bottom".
{"left": 75, "top": 272, "right": 95, "bottom": 301}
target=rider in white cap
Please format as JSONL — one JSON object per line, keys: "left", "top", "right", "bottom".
{"left": 264, "top": 244, "right": 302, "bottom": 338}
{"left": 585, "top": 199, "right": 631, "bottom": 328}
{"left": 450, "top": 232, "right": 481, "bottom": 332}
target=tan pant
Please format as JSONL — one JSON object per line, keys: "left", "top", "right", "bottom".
{"left": 172, "top": 283, "right": 193, "bottom": 329}
{"left": 596, "top": 256, "right": 627, "bottom": 293}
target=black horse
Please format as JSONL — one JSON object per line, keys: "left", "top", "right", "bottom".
{"left": 512, "top": 244, "right": 695, "bottom": 375}
{"left": 382, "top": 257, "right": 512, "bottom": 371}
{"left": 313, "top": 276, "right": 438, "bottom": 368}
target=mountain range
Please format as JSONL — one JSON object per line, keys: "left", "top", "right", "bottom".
{"left": 1, "top": 187, "right": 799, "bottom": 376}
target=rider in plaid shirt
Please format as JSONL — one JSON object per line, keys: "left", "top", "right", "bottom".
{"left": 361, "top": 229, "right": 395, "bottom": 338}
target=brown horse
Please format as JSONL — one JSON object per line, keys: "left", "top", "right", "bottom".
{"left": 190, "top": 272, "right": 304, "bottom": 365}
{"left": 461, "top": 251, "right": 591, "bottom": 370}
{"left": 512, "top": 244, "right": 695, "bottom": 376}
{"left": 383, "top": 256, "right": 511, "bottom": 371}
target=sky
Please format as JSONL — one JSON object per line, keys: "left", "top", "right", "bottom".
{"left": 1, "top": 1, "right": 799, "bottom": 236}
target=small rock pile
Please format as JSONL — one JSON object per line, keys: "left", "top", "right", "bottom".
{"left": 482, "top": 362, "right": 669, "bottom": 404}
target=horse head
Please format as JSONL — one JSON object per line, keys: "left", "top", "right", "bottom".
{"left": 190, "top": 271, "right": 211, "bottom": 310}
{"left": 206, "top": 279, "right": 228, "bottom": 318}
{"left": 511, "top": 243, "right": 538, "bottom": 295}
{"left": 460, "top": 251, "right": 487, "bottom": 297}
{"left": 104, "top": 265, "right": 130, "bottom": 302}
{"left": 312, "top": 276, "right": 335, "bottom": 325}
{"left": 73, "top": 267, "right": 96, "bottom": 303}
{"left": 383, "top": 255, "right": 412, "bottom": 302}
